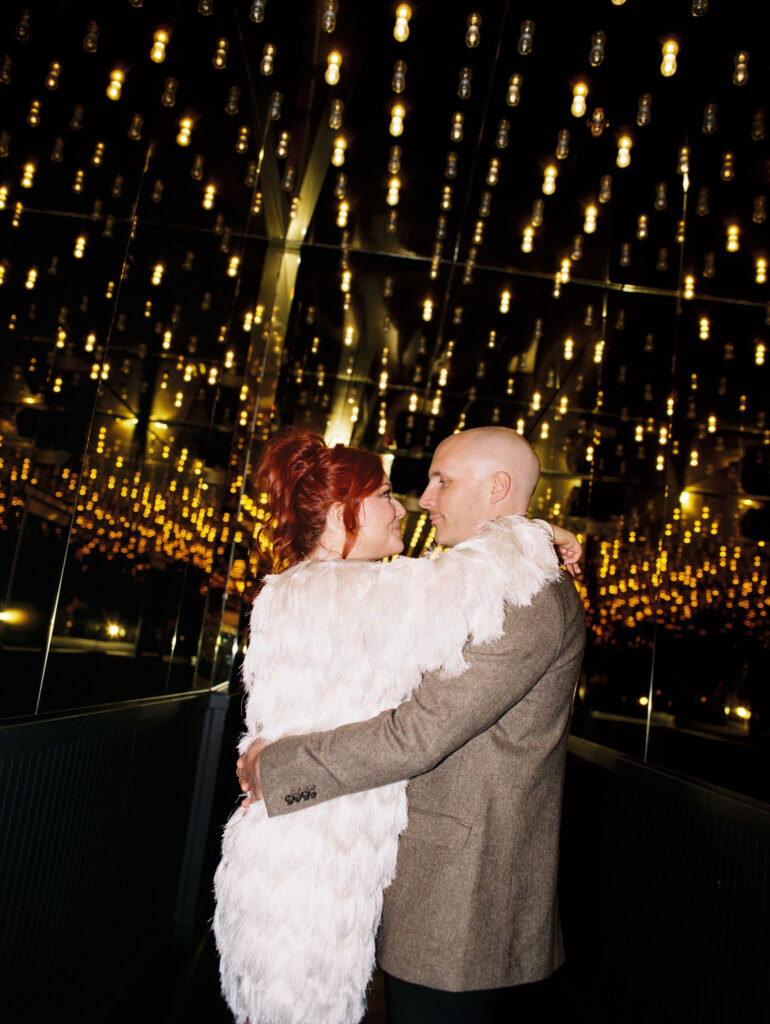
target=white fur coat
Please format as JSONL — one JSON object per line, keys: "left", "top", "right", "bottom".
{"left": 213, "top": 516, "right": 561, "bottom": 1024}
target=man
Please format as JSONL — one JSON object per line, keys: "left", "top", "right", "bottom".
{"left": 238, "top": 426, "right": 586, "bottom": 1021}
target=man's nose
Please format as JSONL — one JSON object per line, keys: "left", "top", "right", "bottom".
{"left": 419, "top": 485, "right": 433, "bottom": 509}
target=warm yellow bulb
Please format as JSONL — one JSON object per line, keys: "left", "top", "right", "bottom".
{"left": 151, "top": 30, "right": 169, "bottom": 63}
{"left": 394, "top": 4, "right": 411, "bottom": 42}
{"left": 661, "top": 40, "right": 678, "bottom": 77}
{"left": 389, "top": 103, "right": 405, "bottom": 137}
{"left": 325, "top": 51, "right": 342, "bottom": 86}
{"left": 106, "top": 68, "right": 124, "bottom": 100}
{"left": 331, "top": 135, "right": 347, "bottom": 166}
{"left": 571, "top": 82, "right": 588, "bottom": 118}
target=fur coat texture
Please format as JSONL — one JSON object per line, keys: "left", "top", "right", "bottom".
{"left": 213, "top": 515, "right": 561, "bottom": 1024}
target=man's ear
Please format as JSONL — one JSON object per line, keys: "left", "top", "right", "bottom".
{"left": 489, "top": 471, "right": 511, "bottom": 505}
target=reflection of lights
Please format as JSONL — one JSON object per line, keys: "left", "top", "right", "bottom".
{"left": 107, "top": 623, "right": 120, "bottom": 638}
{"left": 638, "top": 696, "right": 649, "bottom": 707}
{"left": 0, "top": 608, "right": 26, "bottom": 625}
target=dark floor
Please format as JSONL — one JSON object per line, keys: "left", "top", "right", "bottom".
{"left": 102, "top": 924, "right": 587, "bottom": 1023}
{"left": 100, "top": 926, "right": 387, "bottom": 1024}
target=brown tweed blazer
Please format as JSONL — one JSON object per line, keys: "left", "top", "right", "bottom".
{"left": 260, "top": 572, "right": 586, "bottom": 991}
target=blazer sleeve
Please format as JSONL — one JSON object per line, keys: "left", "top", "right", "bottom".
{"left": 260, "top": 575, "right": 579, "bottom": 817}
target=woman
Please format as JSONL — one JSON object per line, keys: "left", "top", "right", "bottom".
{"left": 213, "top": 429, "right": 579, "bottom": 1024}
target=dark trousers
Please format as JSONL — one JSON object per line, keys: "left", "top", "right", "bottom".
{"left": 384, "top": 969, "right": 569, "bottom": 1023}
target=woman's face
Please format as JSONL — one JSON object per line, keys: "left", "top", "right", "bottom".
{"left": 347, "top": 475, "right": 406, "bottom": 560}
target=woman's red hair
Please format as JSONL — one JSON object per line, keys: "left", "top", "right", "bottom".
{"left": 254, "top": 428, "right": 385, "bottom": 572}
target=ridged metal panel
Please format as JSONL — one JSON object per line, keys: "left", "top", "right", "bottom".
{"left": 562, "top": 739, "right": 770, "bottom": 1023}
{"left": 0, "top": 694, "right": 210, "bottom": 1022}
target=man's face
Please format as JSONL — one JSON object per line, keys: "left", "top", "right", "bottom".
{"left": 419, "top": 437, "right": 491, "bottom": 547}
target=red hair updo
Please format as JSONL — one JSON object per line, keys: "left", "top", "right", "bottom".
{"left": 254, "top": 428, "right": 385, "bottom": 572}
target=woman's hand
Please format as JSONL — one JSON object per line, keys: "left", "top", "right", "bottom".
{"left": 550, "top": 524, "right": 583, "bottom": 577}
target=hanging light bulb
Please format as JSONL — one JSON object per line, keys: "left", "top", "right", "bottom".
{"left": 637, "top": 94, "right": 652, "bottom": 126}
{"left": 106, "top": 69, "right": 124, "bottom": 100}
{"left": 517, "top": 20, "right": 534, "bottom": 55}
{"left": 683, "top": 275, "right": 695, "bottom": 299}
{"left": 726, "top": 224, "right": 740, "bottom": 251}
{"left": 616, "top": 135, "right": 632, "bottom": 168}
{"left": 733, "top": 51, "right": 749, "bottom": 85}
{"left": 457, "top": 66, "right": 472, "bottom": 98}
{"left": 754, "top": 196, "right": 767, "bottom": 223}
{"left": 45, "top": 61, "right": 61, "bottom": 90}
{"left": 465, "top": 13, "right": 481, "bottom": 48}
{"left": 150, "top": 29, "right": 169, "bottom": 63}
{"left": 755, "top": 258, "right": 767, "bottom": 284}
{"left": 571, "top": 82, "right": 587, "bottom": 118}
{"left": 661, "top": 40, "right": 678, "bottom": 77}
{"left": 556, "top": 129, "right": 570, "bottom": 160}
{"left": 702, "top": 103, "right": 717, "bottom": 134}
{"left": 721, "top": 152, "right": 735, "bottom": 181}
{"left": 260, "top": 44, "right": 275, "bottom": 75}
{"left": 331, "top": 135, "right": 346, "bottom": 166}
{"left": 177, "top": 118, "right": 192, "bottom": 146}
{"left": 328, "top": 97, "right": 343, "bottom": 129}
{"left": 393, "top": 5, "right": 411, "bottom": 42}
{"left": 521, "top": 226, "right": 534, "bottom": 252}
{"left": 392, "top": 59, "right": 407, "bottom": 93}
{"left": 589, "top": 31, "right": 606, "bottom": 67}
{"left": 83, "top": 21, "right": 100, "bottom": 53}
{"left": 325, "top": 50, "right": 341, "bottom": 85}
{"left": 506, "top": 74, "right": 522, "bottom": 107}
{"left": 386, "top": 177, "right": 400, "bottom": 206}
{"left": 542, "top": 164, "right": 557, "bottom": 195}
{"left": 390, "top": 103, "right": 405, "bottom": 136}
{"left": 321, "top": 0, "right": 337, "bottom": 32}
{"left": 588, "top": 108, "right": 607, "bottom": 137}
{"left": 212, "top": 38, "right": 228, "bottom": 69}
{"left": 161, "top": 77, "right": 177, "bottom": 107}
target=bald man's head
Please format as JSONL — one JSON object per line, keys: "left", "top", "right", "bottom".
{"left": 420, "top": 427, "right": 541, "bottom": 546}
